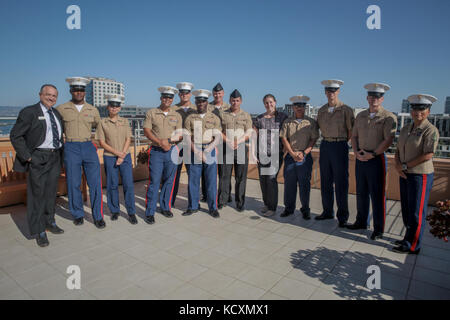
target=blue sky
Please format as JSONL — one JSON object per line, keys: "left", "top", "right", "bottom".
{"left": 1, "top": 0, "right": 449, "bottom": 113}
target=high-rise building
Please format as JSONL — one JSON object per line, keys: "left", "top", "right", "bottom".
{"left": 85, "top": 77, "right": 124, "bottom": 107}
{"left": 445, "top": 96, "right": 450, "bottom": 114}
{"left": 401, "top": 99, "right": 410, "bottom": 113}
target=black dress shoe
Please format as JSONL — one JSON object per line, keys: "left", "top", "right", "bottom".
{"left": 73, "top": 217, "right": 84, "bottom": 226}
{"left": 36, "top": 233, "right": 49, "bottom": 247}
{"left": 392, "top": 244, "right": 420, "bottom": 255}
{"left": 111, "top": 213, "right": 119, "bottom": 221}
{"left": 394, "top": 239, "right": 406, "bottom": 246}
{"left": 46, "top": 224, "right": 64, "bottom": 234}
{"left": 228, "top": 197, "right": 232, "bottom": 203}
{"left": 145, "top": 215, "right": 155, "bottom": 224}
{"left": 346, "top": 223, "right": 367, "bottom": 230}
{"left": 315, "top": 213, "right": 334, "bottom": 220}
{"left": 200, "top": 196, "right": 207, "bottom": 202}
{"left": 338, "top": 222, "right": 349, "bottom": 228}
{"left": 280, "top": 210, "right": 294, "bottom": 217}
{"left": 128, "top": 214, "right": 138, "bottom": 225}
{"left": 94, "top": 219, "right": 106, "bottom": 229}
{"left": 370, "top": 231, "right": 383, "bottom": 240}
{"left": 182, "top": 209, "right": 198, "bottom": 216}
{"left": 161, "top": 210, "right": 173, "bottom": 218}
{"left": 236, "top": 207, "right": 244, "bottom": 212}
{"left": 209, "top": 210, "right": 220, "bottom": 218}
{"left": 301, "top": 209, "right": 311, "bottom": 220}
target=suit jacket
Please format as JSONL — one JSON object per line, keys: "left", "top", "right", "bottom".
{"left": 10, "top": 102, "right": 64, "bottom": 172}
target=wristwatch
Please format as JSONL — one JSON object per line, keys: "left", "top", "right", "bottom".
{"left": 402, "top": 163, "right": 408, "bottom": 171}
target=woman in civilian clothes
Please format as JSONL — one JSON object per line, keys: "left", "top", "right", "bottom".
{"left": 97, "top": 94, "right": 137, "bottom": 224}
{"left": 393, "top": 94, "right": 440, "bottom": 254}
{"left": 252, "top": 94, "right": 288, "bottom": 217}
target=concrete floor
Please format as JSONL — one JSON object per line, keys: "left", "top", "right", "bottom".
{"left": 0, "top": 173, "right": 449, "bottom": 300}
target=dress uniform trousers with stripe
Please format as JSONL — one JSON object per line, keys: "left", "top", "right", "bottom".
{"left": 319, "top": 140, "right": 349, "bottom": 223}
{"left": 103, "top": 153, "right": 136, "bottom": 215}
{"left": 64, "top": 141, "right": 103, "bottom": 220}
{"left": 284, "top": 153, "right": 313, "bottom": 214}
{"left": 399, "top": 173, "right": 433, "bottom": 252}
{"left": 172, "top": 147, "right": 187, "bottom": 207}
{"left": 188, "top": 146, "right": 218, "bottom": 211}
{"left": 355, "top": 154, "right": 387, "bottom": 233}
{"left": 145, "top": 145, "right": 179, "bottom": 216}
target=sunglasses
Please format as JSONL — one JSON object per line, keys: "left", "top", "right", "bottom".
{"left": 325, "top": 88, "right": 338, "bottom": 93}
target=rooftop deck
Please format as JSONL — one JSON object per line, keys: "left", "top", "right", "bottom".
{"left": 0, "top": 174, "right": 449, "bottom": 300}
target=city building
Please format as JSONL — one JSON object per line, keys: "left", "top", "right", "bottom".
{"left": 445, "top": 96, "right": 450, "bottom": 114}
{"left": 85, "top": 77, "right": 124, "bottom": 108}
{"left": 401, "top": 99, "right": 410, "bottom": 113}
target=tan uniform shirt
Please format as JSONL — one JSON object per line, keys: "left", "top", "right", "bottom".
{"left": 221, "top": 108, "right": 253, "bottom": 141}
{"left": 317, "top": 100, "right": 354, "bottom": 139}
{"left": 280, "top": 116, "right": 319, "bottom": 152}
{"left": 185, "top": 112, "right": 222, "bottom": 144}
{"left": 353, "top": 107, "right": 397, "bottom": 151}
{"left": 397, "top": 119, "right": 439, "bottom": 174}
{"left": 96, "top": 116, "right": 132, "bottom": 156}
{"left": 56, "top": 101, "right": 101, "bottom": 141}
{"left": 143, "top": 106, "right": 182, "bottom": 141}
{"left": 207, "top": 102, "right": 230, "bottom": 120}
{"left": 174, "top": 103, "right": 197, "bottom": 127}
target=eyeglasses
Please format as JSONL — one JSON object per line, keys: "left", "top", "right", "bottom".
{"left": 108, "top": 105, "right": 121, "bottom": 108}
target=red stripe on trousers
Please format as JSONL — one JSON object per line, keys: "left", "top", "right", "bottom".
{"left": 381, "top": 154, "right": 386, "bottom": 231}
{"left": 145, "top": 147, "right": 152, "bottom": 208}
{"left": 92, "top": 142, "right": 104, "bottom": 218}
{"left": 411, "top": 174, "right": 427, "bottom": 252}
{"left": 168, "top": 145, "right": 179, "bottom": 210}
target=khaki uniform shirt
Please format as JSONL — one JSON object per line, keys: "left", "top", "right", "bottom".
{"left": 353, "top": 107, "right": 397, "bottom": 151}
{"left": 280, "top": 116, "right": 319, "bottom": 152}
{"left": 221, "top": 109, "right": 253, "bottom": 141}
{"left": 96, "top": 116, "right": 132, "bottom": 156}
{"left": 56, "top": 101, "right": 101, "bottom": 141}
{"left": 174, "top": 103, "right": 197, "bottom": 127}
{"left": 207, "top": 102, "right": 230, "bottom": 120}
{"left": 397, "top": 119, "right": 439, "bottom": 174}
{"left": 143, "top": 106, "right": 182, "bottom": 140}
{"left": 317, "top": 101, "right": 354, "bottom": 139}
{"left": 185, "top": 112, "right": 222, "bottom": 144}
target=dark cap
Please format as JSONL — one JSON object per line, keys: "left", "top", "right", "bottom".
{"left": 325, "top": 87, "right": 339, "bottom": 93}
{"left": 368, "top": 92, "right": 384, "bottom": 98}
{"left": 213, "top": 82, "right": 224, "bottom": 92}
{"left": 108, "top": 101, "right": 121, "bottom": 107}
{"left": 230, "top": 89, "right": 242, "bottom": 99}
{"left": 70, "top": 85, "right": 86, "bottom": 92}
{"left": 410, "top": 104, "right": 431, "bottom": 111}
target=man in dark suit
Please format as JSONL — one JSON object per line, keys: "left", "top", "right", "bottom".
{"left": 10, "top": 84, "right": 65, "bottom": 247}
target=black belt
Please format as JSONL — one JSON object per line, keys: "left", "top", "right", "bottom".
{"left": 36, "top": 148, "right": 62, "bottom": 153}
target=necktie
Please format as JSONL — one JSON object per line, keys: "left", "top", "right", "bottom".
{"left": 47, "top": 108, "right": 60, "bottom": 148}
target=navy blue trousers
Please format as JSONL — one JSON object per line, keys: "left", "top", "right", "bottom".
{"left": 172, "top": 148, "right": 187, "bottom": 207}
{"left": 145, "top": 145, "right": 179, "bottom": 216}
{"left": 399, "top": 173, "right": 433, "bottom": 252}
{"left": 283, "top": 153, "right": 313, "bottom": 214}
{"left": 187, "top": 147, "right": 218, "bottom": 211}
{"left": 319, "top": 140, "right": 349, "bottom": 222}
{"left": 354, "top": 154, "right": 387, "bottom": 233}
{"left": 64, "top": 141, "right": 103, "bottom": 220}
{"left": 103, "top": 153, "right": 136, "bottom": 215}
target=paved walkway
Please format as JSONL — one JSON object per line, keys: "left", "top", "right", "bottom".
{"left": 1, "top": 174, "right": 449, "bottom": 300}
